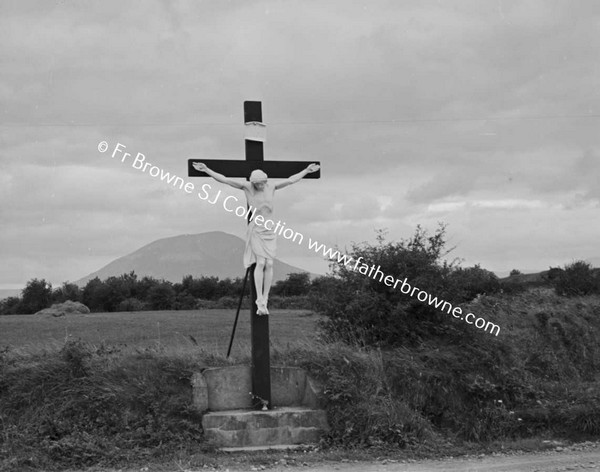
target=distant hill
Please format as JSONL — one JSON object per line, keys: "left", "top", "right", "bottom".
{"left": 499, "top": 271, "right": 549, "bottom": 284}
{"left": 76, "top": 231, "right": 308, "bottom": 286}
{"left": 499, "top": 261, "right": 600, "bottom": 285}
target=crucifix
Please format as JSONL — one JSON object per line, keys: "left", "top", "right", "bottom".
{"left": 188, "top": 101, "right": 320, "bottom": 409}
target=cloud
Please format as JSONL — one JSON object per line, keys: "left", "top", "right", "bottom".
{"left": 406, "top": 169, "right": 477, "bottom": 203}
{"left": 1, "top": 0, "right": 599, "bottom": 286}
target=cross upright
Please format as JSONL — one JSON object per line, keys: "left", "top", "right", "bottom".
{"left": 188, "top": 101, "right": 320, "bottom": 409}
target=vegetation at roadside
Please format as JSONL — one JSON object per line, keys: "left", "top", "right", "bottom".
{"left": 2, "top": 224, "right": 600, "bottom": 471}
{"left": 0, "top": 342, "right": 214, "bottom": 471}
{"left": 3, "top": 287, "right": 600, "bottom": 471}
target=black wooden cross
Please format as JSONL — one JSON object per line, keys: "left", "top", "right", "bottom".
{"left": 188, "top": 101, "right": 320, "bottom": 409}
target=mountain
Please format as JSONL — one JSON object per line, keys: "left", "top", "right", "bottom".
{"left": 76, "top": 231, "right": 308, "bottom": 286}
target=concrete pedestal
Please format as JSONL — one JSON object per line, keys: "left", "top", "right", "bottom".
{"left": 193, "top": 366, "right": 329, "bottom": 449}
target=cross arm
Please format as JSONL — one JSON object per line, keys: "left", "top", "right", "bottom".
{"left": 188, "top": 159, "right": 321, "bottom": 179}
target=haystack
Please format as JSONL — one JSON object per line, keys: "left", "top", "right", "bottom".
{"left": 35, "top": 300, "right": 91, "bottom": 317}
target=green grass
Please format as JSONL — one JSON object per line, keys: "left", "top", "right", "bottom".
{"left": 0, "top": 308, "right": 320, "bottom": 358}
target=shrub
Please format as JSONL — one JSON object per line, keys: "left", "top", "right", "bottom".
{"left": 276, "top": 343, "right": 436, "bottom": 447}
{"left": 499, "top": 279, "right": 530, "bottom": 295}
{"left": 215, "top": 295, "right": 244, "bottom": 309}
{"left": 117, "top": 297, "right": 146, "bottom": 312}
{"left": 271, "top": 273, "right": 311, "bottom": 297}
{"left": 447, "top": 265, "right": 501, "bottom": 301}
{"left": 316, "top": 225, "right": 479, "bottom": 347}
{"left": 173, "top": 292, "right": 197, "bottom": 310}
{"left": 194, "top": 298, "right": 221, "bottom": 310}
{"left": 552, "top": 261, "right": 600, "bottom": 297}
{"left": 0, "top": 296, "right": 21, "bottom": 315}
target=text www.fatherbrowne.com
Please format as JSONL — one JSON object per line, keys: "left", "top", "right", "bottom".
{"left": 307, "top": 240, "right": 501, "bottom": 337}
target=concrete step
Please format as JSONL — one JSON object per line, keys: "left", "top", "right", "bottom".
{"left": 202, "top": 406, "right": 329, "bottom": 448}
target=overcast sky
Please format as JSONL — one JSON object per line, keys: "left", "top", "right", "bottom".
{"left": 1, "top": 0, "right": 599, "bottom": 289}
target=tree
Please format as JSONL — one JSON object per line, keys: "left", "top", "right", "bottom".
{"left": 103, "top": 275, "right": 132, "bottom": 311}
{"left": 179, "top": 275, "right": 219, "bottom": 299}
{"left": 136, "top": 275, "right": 160, "bottom": 301}
{"left": 82, "top": 277, "right": 111, "bottom": 312}
{"left": 272, "top": 272, "right": 311, "bottom": 296}
{"left": 215, "top": 277, "right": 237, "bottom": 299}
{"left": 509, "top": 269, "right": 522, "bottom": 276}
{"left": 148, "top": 283, "right": 175, "bottom": 310}
{"left": 19, "top": 278, "right": 52, "bottom": 314}
{"left": 52, "top": 282, "right": 82, "bottom": 304}
{"left": 0, "top": 296, "right": 21, "bottom": 315}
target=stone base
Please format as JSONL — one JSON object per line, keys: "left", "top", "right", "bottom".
{"left": 202, "top": 406, "right": 329, "bottom": 448}
{"left": 191, "top": 366, "right": 322, "bottom": 411}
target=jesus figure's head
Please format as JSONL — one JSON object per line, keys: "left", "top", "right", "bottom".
{"left": 249, "top": 169, "right": 268, "bottom": 191}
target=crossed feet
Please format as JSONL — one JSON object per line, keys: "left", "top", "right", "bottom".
{"left": 256, "top": 297, "right": 269, "bottom": 316}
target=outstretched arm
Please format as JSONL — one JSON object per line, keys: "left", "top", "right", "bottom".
{"left": 274, "top": 163, "right": 320, "bottom": 190}
{"left": 192, "top": 162, "right": 247, "bottom": 190}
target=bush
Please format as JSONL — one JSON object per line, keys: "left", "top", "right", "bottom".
{"left": 215, "top": 295, "right": 244, "bottom": 309}
{"left": 499, "top": 279, "right": 530, "bottom": 295}
{"left": 552, "top": 261, "right": 600, "bottom": 297}
{"left": 173, "top": 292, "right": 197, "bottom": 310}
{"left": 0, "top": 296, "right": 21, "bottom": 315}
{"left": 117, "top": 297, "right": 146, "bottom": 312}
{"left": 277, "top": 343, "right": 436, "bottom": 447}
{"left": 194, "top": 298, "right": 222, "bottom": 310}
{"left": 271, "top": 273, "right": 311, "bottom": 297}
{"left": 316, "top": 225, "right": 479, "bottom": 347}
{"left": 447, "top": 265, "right": 501, "bottom": 301}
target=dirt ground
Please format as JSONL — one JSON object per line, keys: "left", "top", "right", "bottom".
{"left": 73, "top": 443, "right": 600, "bottom": 472}
{"left": 268, "top": 448, "right": 600, "bottom": 472}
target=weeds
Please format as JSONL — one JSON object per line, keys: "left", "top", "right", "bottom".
{"left": 0, "top": 341, "right": 214, "bottom": 471}
{"left": 3, "top": 289, "right": 600, "bottom": 470}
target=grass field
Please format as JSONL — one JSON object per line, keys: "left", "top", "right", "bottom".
{"left": 0, "top": 308, "right": 321, "bottom": 358}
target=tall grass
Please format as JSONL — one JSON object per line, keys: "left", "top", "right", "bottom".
{"left": 0, "top": 340, "right": 224, "bottom": 471}
{"left": 3, "top": 290, "right": 600, "bottom": 471}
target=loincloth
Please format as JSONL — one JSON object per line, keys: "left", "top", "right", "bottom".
{"left": 243, "top": 219, "right": 277, "bottom": 268}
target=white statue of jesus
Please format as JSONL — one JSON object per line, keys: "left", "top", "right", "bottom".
{"left": 192, "top": 162, "right": 320, "bottom": 315}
